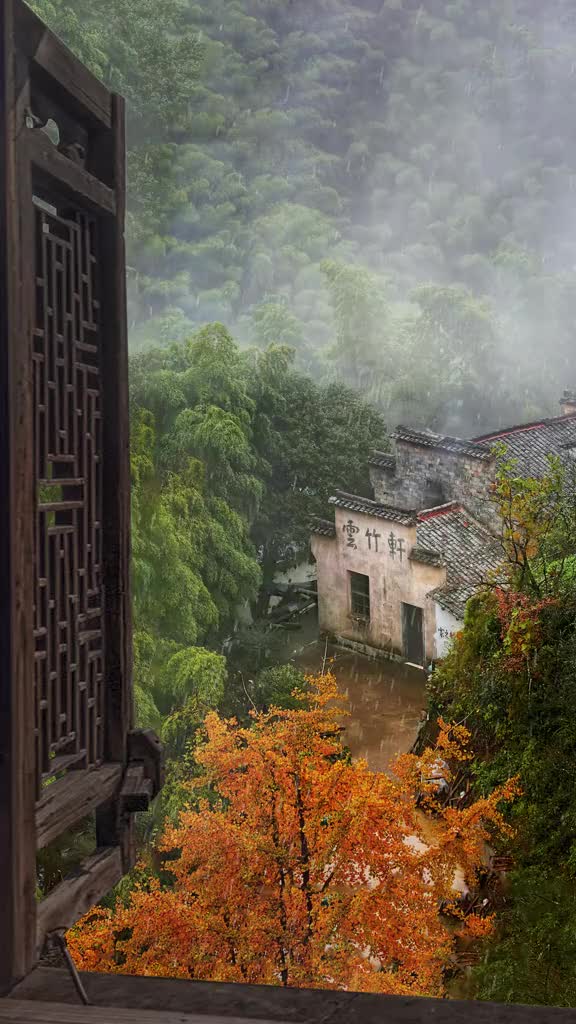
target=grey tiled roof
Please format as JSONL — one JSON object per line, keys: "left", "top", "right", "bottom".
{"left": 393, "top": 425, "right": 492, "bottom": 462}
{"left": 368, "top": 450, "right": 396, "bottom": 471}
{"left": 417, "top": 503, "right": 504, "bottom": 619}
{"left": 474, "top": 414, "right": 576, "bottom": 478}
{"left": 426, "top": 584, "right": 472, "bottom": 620}
{"left": 310, "top": 518, "right": 336, "bottom": 538}
{"left": 329, "top": 491, "right": 418, "bottom": 526}
{"left": 409, "top": 546, "right": 443, "bottom": 567}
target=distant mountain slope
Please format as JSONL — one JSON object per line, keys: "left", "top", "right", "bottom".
{"left": 32, "top": 0, "right": 576, "bottom": 428}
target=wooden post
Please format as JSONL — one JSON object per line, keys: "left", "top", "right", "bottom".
{"left": 99, "top": 93, "right": 132, "bottom": 762}
{"left": 97, "top": 93, "right": 134, "bottom": 866}
{"left": 0, "top": 0, "right": 38, "bottom": 991}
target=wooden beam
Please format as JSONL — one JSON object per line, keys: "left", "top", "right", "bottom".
{"left": 14, "top": 0, "right": 111, "bottom": 128}
{"left": 1, "top": 1001, "right": 277, "bottom": 1024}
{"left": 36, "top": 849, "right": 123, "bottom": 950}
{"left": 5, "top": 984, "right": 576, "bottom": 1024}
{"left": 26, "top": 129, "right": 115, "bottom": 214}
{"left": 0, "top": 0, "right": 38, "bottom": 991}
{"left": 35, "top": 765, "right": 123, "bottom": 851}
{"left": 127, "top": 729, "right": 164, "bottom": 798}
{"left": 100, "top": 94, "right": 132, "bottom": 761}
{"left": 97, "top": 93, "right": 136, "bottom": 871}
{"left": 13, "top": 970, "right": 576, "bottom": 1024}
{"left": 119, "top": 766, "right": 153, "bottom": 815}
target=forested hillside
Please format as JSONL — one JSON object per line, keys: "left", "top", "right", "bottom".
{"left": 33, "top": 0, "right": 576, "bottom": 432}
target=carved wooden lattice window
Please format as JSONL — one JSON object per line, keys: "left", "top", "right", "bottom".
{"left": 33, "top": 205, "right": 104, "bottom": 794}
{"left": 0, "top": 0, "right": 165, "bottom": 990}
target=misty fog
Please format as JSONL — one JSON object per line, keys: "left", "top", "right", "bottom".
{"left": 113, "top": 0, "right": 576, "bottom": 436}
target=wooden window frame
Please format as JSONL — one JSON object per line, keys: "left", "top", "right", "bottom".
{"left": 0, "top": 0, "right": 163, "bottom": 992}
{"left": 349, "top": 571, "right": 371, "bottom": 622}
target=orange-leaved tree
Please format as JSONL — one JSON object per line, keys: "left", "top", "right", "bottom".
{"left": 69, "top": 674, "right": 517, "bottom": 995}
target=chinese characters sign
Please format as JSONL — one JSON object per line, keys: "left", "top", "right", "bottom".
{"left": 342, "top": 519, "right": 360, "bottom": 549}
{"left": 388, "top": 532, "right": 406, "bottom": 561}
{"left": 366, "top": 528, "right": 380, "bottom": 552}
{"left": 437, "top": 627, "right": 455, "bottom": 640}
{"left": 341, "top": 519, "right": 407, "bottom": 561}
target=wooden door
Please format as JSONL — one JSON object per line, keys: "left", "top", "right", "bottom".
{"left": 402, "top": 603, "right": 425, "bottom": 667}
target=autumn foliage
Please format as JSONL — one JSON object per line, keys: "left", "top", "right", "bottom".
{"left": 70, "top": 675, "right": 518, "bottom": 995}
{"left": 493, "top": 587, "right": 558, "bottom": 673}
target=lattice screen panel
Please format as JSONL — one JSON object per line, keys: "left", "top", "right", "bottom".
{"left": 32, "top": 203, "right": 104, "bottom": 797}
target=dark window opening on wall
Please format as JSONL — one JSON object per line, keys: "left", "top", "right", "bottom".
{"left": 349, "top": 571, "right": 370, "bottom": 620}
{"left": 423, "top": 477, "right": 445, "bottom": 508}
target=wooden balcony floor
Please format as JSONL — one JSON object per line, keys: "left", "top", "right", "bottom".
{"left": 1, "top": 1001, "right": 283, "bottom": 1024}
{"left": 5, "top": 967, "right": 576, "bottom": 1023}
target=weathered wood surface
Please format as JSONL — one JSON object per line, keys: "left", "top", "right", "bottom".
{"left": 36, "top": 766, "right": 123, "bottom": 850}
{"left": 96, "top": 92, "right": 135, "bottom": 871}
{"left": 8, "top": 970, "right": 576, "bottom": 1024}
{"left": 127, "top": 730, "right": 165, "bottom": 798}
{"left": 100, "top": 93, "right": 132, "bottom": 763}
{"left": 14, "top": 2, "right": 111, "bottom": 126}
{"left": 0, "top": 0, "right": 38, "bottom": 990}
{"left": 0, "top": 0, "right": 142, "bottom": 992}
{"left": 0, "top": 1002, "right": 281, "bottom": 1024}
{"left": 36, "top": 849, "right": 123, "bottom": 950}
{"left": 119, "top": 766, "right": 153, "bottom": 814}
{"left": 25, "top": 129, "right": 115, "bottom": 213}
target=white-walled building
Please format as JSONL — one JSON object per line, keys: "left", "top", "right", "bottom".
{"left": 311, "top": 495, "right": 501, "bottom": 666}
{"left": 311, "top": 395, "right": 576, "bottom": 667}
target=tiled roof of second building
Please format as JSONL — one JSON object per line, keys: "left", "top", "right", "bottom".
{"left": 473, "top": 414, "right": 576, "bottom": 478}
{"left": 417, "top": 502, "right": 504, "bottom": 618}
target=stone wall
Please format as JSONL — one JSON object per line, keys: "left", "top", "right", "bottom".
{"left": 370, "top": 441, "right": 498, "bottom": 531}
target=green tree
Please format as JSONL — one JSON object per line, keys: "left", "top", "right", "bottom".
{"left": 246, "top": 343, "right": 388, "bottom": 601}
{"left": 429, "top": 460, "right": 576, "bottom": 1006}
{"left": 472, "top": 871, "right": 576, "bottom": 1007}
{"left": 321, "top": 260, "right": 395, "bottom": 397}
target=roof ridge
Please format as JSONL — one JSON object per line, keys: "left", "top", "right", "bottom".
{"left": 395, "top": 424, "right": 490, "bottom": 445}
{"left": 332, "top": 489, "right": 379, "bottom": 505}
{"left": 392, "top": 425, "right": 492, "bottom": 461}
{"left": 418, "top": 501, "right": 462, "bottom": 521}
{"left": 418, "top": 502, "right": 498, "bottom": 542}
{"left": 368, "top": 450, "right": 396, "bottom": 470}
{"left": 332, "top": 489, "right": 414, "bottom": 513}
{"left": 329, "top": 491, "right": 418, "bottom": 526}
{"left": 473, "top": 411, "right": 576, "bottom": 442}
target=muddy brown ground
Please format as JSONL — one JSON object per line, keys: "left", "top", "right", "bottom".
{"left": 294, "top": 638, "right": 427, "bottom": 773}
